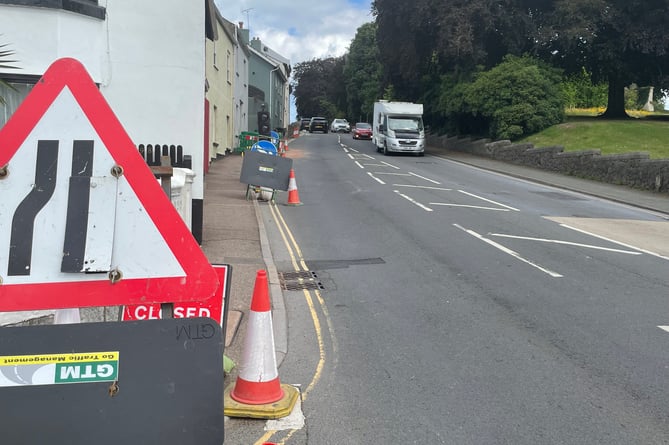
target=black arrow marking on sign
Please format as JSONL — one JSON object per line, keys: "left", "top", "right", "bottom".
{"left": 8, "top": 140, "right": 59, "bottom": 276}
{"left": 61, "top": 140, "right": 94, "bottom": 273}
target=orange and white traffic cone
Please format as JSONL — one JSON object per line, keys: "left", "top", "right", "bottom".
{"left": 285, "top": 168, "right": 303, "bottom": 206}
{"left": 224, "top": 270, "right": 299, "bottom": 419}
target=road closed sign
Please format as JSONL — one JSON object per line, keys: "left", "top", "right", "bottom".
{"left": 122, "top": 264, "right": 231, "bottom": 325}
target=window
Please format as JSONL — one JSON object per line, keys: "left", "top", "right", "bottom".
{"left": 226, "top": 51, "right": 231, "bottom": 83}
{"left": 0, "top": 77, "right": 39, "bottom": 128}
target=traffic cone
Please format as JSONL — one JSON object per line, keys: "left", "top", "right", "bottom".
{"left": 285, "top": 168, "right": 303, "bottom": 206}
{"left": 223, "top": 270, "right": 299, "bottom": 419}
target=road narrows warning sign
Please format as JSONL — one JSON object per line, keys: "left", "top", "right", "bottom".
{"left": 0, "top": 58, "right": 218, "bottom": 311}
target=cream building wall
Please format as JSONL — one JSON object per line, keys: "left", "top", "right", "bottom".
{"left": 206, "top": 10, "right": 235, "bottom": 158}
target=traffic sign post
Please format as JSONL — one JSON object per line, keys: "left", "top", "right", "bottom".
{"left": 0, "top": 58, "right": 218, "bottom": 311}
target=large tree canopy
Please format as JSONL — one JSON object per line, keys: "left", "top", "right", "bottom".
{"left": 292, "top": 57, "right": 346, "bottom": 120}
{"left": 373, "top": 0, "right": 546, "bottom": 99}
{"left": 295, "top": 0, "right": 669, "bottom": 134}
{"left": 343, "top": 22, "right": 383, "bottom": 122}
{"left": 372, "top": 0, "right": 669, "bottom": 118}
{"left": 537, "top": 0, "right": 669, "bottom": 117}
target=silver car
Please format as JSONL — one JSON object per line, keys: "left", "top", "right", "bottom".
{"left": 330, "top": 118, "right": 350, "bottom": 133}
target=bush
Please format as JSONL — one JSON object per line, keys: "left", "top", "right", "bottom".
{"left": 438, "top": 55, "right": 565, "bottom": 140}
{"left": 562, "top": 68, "right": 607, "bottom": 109}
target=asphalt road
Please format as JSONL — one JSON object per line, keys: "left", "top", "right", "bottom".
{"left": 258, "top": 132, "right": 669, "bottom": 444}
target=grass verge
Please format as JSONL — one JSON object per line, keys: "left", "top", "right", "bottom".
{"left": 518, "top": 112, "right": 669, "bottom": 159}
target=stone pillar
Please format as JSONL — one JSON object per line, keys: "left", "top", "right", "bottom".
{"left": 643, "top": 86, "right": 654, "bottom": 112}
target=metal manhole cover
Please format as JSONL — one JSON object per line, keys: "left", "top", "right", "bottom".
{"left": 278, "top": 271, "right": 325, "bottom": 291}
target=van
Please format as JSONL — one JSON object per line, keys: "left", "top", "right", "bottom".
{"left": 372, "top": 101, "right": 425, "bottom": 156}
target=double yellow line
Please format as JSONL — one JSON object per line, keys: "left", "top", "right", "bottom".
{"left": 255, "top": 201, "right": 338, "bottom": 445}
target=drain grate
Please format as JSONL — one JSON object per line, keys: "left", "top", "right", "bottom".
{"left": 278, "top": 271, "right": 325, "bottom": 291}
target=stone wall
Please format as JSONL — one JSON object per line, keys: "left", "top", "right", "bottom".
{"left": 426, "top": 134, "right": 669, "bottom": 193}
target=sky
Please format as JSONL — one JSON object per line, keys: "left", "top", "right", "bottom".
{"left": 214, "top": 0, "right": 375, "bottom": 121}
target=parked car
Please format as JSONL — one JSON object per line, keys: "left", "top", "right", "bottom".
{"left": 309, "top": 117, "right": 328, "bottom": 133}
{"left": 330, "top": 118, "right": 350, "bottom": 133}
{"left": 300, "top": 118, "right": 311, "bottom": 131}
{"left": 352, "top": 122, "right": 372, "bottom": 140}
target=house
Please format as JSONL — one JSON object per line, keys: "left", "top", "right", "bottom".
{"left": 0, "top": 0, "right": 217, "bottom": 244}
{"left": 239, "top": 31, "right": 291, "bottom": 136}
{"left": 205, "top": 9, "right": 235, "bottom": 162}
{"left": 231, "top": 22, "right": 251, "bottom": 150}
{"left": 205, "top": 13, "right": 251, "bottom": 160}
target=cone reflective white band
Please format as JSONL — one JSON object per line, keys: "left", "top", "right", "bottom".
{"left": 230, "top": 270, "right": 285, "bottom": 405}
{"left": 238, "top": 310, "right": 278, "bottom": 382}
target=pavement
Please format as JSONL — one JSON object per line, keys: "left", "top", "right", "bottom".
{"left": 204, "top": 140, "right": 669, "bottom": 388}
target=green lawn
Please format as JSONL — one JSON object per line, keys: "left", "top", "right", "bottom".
{"left": 518, "top": 114, "right": 669, "bottom": 159}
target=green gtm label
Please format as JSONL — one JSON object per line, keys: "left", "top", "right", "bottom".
{"left": 55, "top": 361, "right": 118, "bottom": 384}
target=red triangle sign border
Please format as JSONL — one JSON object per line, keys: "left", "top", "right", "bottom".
{"left": 0, "top": 58, "right": 218, "bottom": 311}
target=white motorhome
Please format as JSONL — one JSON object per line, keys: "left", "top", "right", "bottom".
{"left": 372, "top": 101, "right": 425, "bottom": 155}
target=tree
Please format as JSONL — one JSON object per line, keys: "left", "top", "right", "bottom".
{"left": 292, "top": 57, "right": 347, "bottom": 120}
{"left": 538, "top": 0, "right": 669, "bottom": 118}
{"left": 439, "top": 55, "right": 564, "bottom": 140}
{"left": 373, "top": 0, "right": 433, "bottom": 100}
{"left": 373, "top": 0, "right": 548, "bottom": 100}
{"left": 343, "top": 22, "right": 383, "bottom": 122}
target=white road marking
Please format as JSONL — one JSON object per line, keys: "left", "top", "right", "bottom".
{"left": 659, "top": 326, "right": 669, "bottom": 333}
{"left": 355, "top": 160, "right": 364, "bottom": 169}
{"left": 393, "top": 184, "right": 452, "bottom": 191}
{"left": 374, "top": 172, "right": 411, "bottom": 176}
{"left": 394, "top": 190, "right": 433, "bottom": 211}
{"left": 409, "top": 172, "right": 440, "bottom": 184}
{"left": 430, "top": 203, "right": 510, "bottom": 211}
{"left": 380, "top": 160, "right": 400, "bottom": 169}
{"left": 458, "top": 190, "right": 519, "bottom": 211}
{"left": 368, "top": 172, "right": 386, "bottom": 184}
{"left": 559, "top": 223, "right": 669, "bottom": 261}
{"left": 489, "top": 233, "right": 643, "bottom": 255}
{"left": 453, "top": 224, "right": 563, "bottom": 278}
{"left": 363, "top": 163, "right": 391, "bottom": 168}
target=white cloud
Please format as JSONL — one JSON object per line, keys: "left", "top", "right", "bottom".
{"left": 214, "top": 0, "right": 374, "bottom": 65}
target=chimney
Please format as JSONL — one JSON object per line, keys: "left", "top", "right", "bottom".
{"left": 238, "top": 22, "right": 244, "bottom": 29}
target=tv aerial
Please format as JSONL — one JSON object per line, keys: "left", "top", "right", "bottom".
{"left": 242, "top": 8, "right": 254, "bottom": 33}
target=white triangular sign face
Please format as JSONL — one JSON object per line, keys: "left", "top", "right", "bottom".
{"left": 0, "top": 58, "right": 218, "bottom": 311}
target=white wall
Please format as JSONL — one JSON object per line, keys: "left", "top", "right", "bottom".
{"left": 0, "top": 5, "right": 105, "bottom": 77}
{"left": 101, "top": 0, "right": 205, "bottom": 201}
{"left": 0, "top": 1, "right": 206, "bottom": 202}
